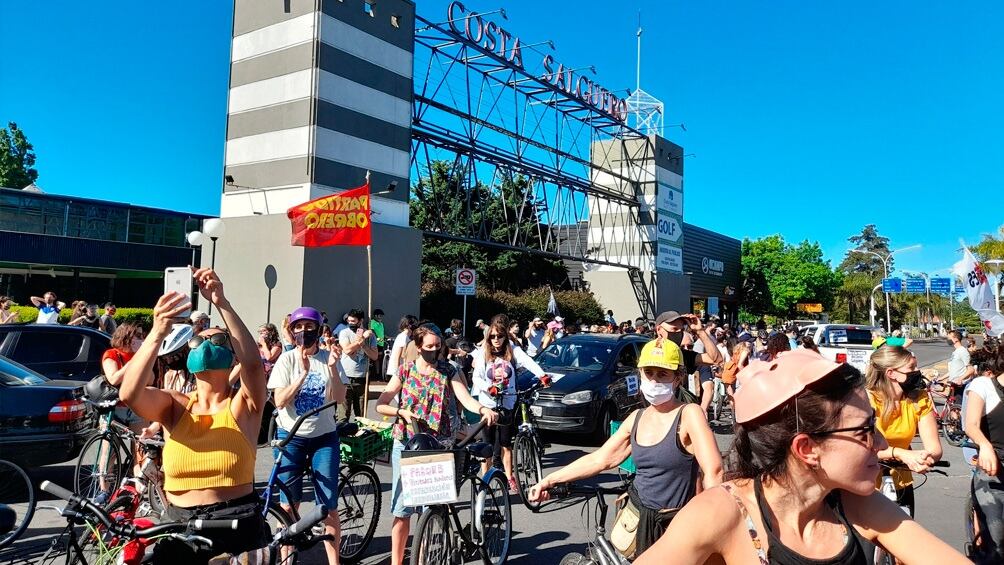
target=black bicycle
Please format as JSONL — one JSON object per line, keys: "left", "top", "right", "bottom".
{"left": 546, "top": 482, "right": 631, "bottom": 565}
{"left": 873, "top": 459, "right": 950, "bottom": 565}
{"left": 409, "top": 420, "right": 513, "bottom": 565}
{"left": 509, "top": 375, "right": 551, "bottom": 511}
{"left": 261, "top": 400, "right": 382, "bottom": 564}
{"left": 0, "top": 458, "right": 35, "bottom": 550}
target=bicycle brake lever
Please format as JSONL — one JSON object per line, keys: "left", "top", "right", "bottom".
{"left": 173, "top": 533, "right": 213, "bottom": 549}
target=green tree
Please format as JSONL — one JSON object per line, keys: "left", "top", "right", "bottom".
{"left": 741, "top": 235, "right": 842, "bottom": 318}
{"left": 972, "top": 226, "right": 1004, "bottom": 262}
{"left": 0, "top": 122, "right": 39, "bottom": 189}
{"left": 839, "top": 224, "right": 892, "bottom": 277}
{"left": 831, "top": 225, "right": 894, "bottom": 324}
{"left": 410, "top": 161, "right": 567, "bottom": 292}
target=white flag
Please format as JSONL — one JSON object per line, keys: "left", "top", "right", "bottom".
{"left": 547, "top": 290, "right": 560, "bottom": 317}
{"left": 953, "top": 247, "right": 1004, "bottom": 336}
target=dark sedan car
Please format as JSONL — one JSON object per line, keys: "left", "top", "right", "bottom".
{"left": 525, "top": 334, "right": 647, "bottom": 442}
{"left": 0, "top": 355, "right": 95, "bottom": 468}
{"left": 0, "top": 324, "right": 111, "bottom": 382}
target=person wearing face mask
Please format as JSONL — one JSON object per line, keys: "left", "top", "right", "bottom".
{"left": 528, "top": 338, "right": 723, "bottom": 556}
{"left": 375, "top": 325, "right": 499, "bottom": 565}
{"left": 30, "top": 291, "right": 65, "bottom": 324}
{"left": 157, "top": 323, "right": 196, "bottom": 394}
{"left": 118, "top": 268, "right": 269, "bottom": 563}
{"left": 267, "top": 307, "right": 346, "bottom": 565}
{"left": 98, "top": 322, "right": 149, "bottom": 491}
{"left": 653, "top": 311, "right": 723, "bottom": 405}
{"left": 338, "top": 308, "right": 378, "bottom": 422}
{"left": 865, "top": 345, "right": 942, "bottom": 517}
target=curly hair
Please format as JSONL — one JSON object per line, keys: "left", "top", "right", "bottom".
{"left": 259, "top": 323, "right": 280, "bottom": 347}
{"left": 110, "top": 322, "right": 144, "bottom": 352}
{"left": 765, "top": 333, "right": 791, "bottom": 360}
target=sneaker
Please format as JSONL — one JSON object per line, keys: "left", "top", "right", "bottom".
{"left": 93, "top": 491, "right": 110, "bottom": 506}
{"left": 508, "top": 477, "right": 518, "bottom": 494}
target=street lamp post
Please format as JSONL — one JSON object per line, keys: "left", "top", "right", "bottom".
{"left": 869, "top": 283, "right": 882, "bottom": 327}
{"left": 854, "top": 245, "right": 921, "bottom": 333}
{"left": 190, "top": 219, "right": 227, "bottom": 316}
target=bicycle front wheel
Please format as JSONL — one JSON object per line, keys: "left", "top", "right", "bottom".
{"left": 338, "top": 464, "right": 382, "bottom": 563}
{"left": 74, "top": 433, "right": 124, "bottom": 501}
{"left": 477, "top": 472, "right": 512, "bottom": 565}
{"left": 942, "top": 404, "right": 965, "bottom": 447}
{"left": 410, "top": 507, "right": 452, "bottom": 565}
{"left": 513, "top": 434, "right": 543, "bottom": 512}
{"left": 266, "top": 503, "right": 298, "bottom": 565}
{"left": 0, "top": 459, "right": 35, "bottom": 549}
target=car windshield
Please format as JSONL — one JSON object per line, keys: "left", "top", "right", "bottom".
{"left": 535, "top": 341, "right": 613, "bottom": 370}
{"left": 824, "top": 327, "right": 873, "bottom": 345}
{"left": 0, "top": 356, "right": 49, "bottom": 386}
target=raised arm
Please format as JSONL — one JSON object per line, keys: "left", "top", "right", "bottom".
{"left": 193, "top": 267, "right": 267, "bottom": 415}
{"left": 119, "top": 293, "right": 189, "bottom": 426}
{"left": 29, "top": 296, "right": 44, "bottom": 307}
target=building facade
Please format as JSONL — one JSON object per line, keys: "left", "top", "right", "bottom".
{"left": 682, "top": 222, "right": 741, "bottom": 323}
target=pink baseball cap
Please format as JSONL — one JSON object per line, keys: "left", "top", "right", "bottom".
{"left": 733, "top": 349, "right": 844, "bottom": 424}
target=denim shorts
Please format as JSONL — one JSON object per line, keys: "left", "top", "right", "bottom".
{"left": 390, "top": 440, "right": 420, "bottom": 519}
{"left": 274, "top": 429, "right": 340, "bottom": 509}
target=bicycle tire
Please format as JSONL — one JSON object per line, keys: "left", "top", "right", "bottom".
{"left": 0, "top": 459, "right": 35, "bottom": 550}
{"left": 410, "top": 507, "right": 452, "bottom": 565}
{"left": 265, "top": 480, "right": 301, "bottom": 520}
{"left": 66, "top": 524, "right": 105, "bottom": 565}
{"left": 74, "top": 433, "right": 125, "bottom": 501}
{"left": 478, "top": 472, "right": 512, "bottom": 565}
{"left": 265, "top": 503, "right": 297, "bottom": 565}
{"left": 513, "top": 434, "right": 543, "bottom": 512}
{"left": 338, "top": 464, "right": 382, "bottom": 563}
{"left": 942, "top": 404, "right": 965, "bottom": 447}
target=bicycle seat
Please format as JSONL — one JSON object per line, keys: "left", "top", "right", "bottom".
{"left": 464, "top": 442, "right": 493, "bottom": 459}
{"left": 336, "top": 421, "right": 359, "bottom": 437}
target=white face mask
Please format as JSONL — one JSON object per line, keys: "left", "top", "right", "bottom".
{"left": 640, "top": 379, "right": 675, "bottom": 406}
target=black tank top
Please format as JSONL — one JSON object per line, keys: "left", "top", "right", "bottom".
{"left": 753, "top": 476, "right": 868, "bottom": 565}
{"left": 979, "top": 376, "right": 1004, "bottom": 463}
{"left": 629, "top": 406, "right": 698, "bottom": 510}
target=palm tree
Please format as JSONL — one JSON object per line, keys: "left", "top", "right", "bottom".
{"left": 973, "top": 225, "right": 1004, "bottom": 262}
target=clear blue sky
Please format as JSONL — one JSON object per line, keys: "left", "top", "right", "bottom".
{"left": 2, "top": 1, "right": 1002, "bottom": 277}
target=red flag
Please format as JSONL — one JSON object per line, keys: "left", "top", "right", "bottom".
{"left": 287, "top": 183, "right": 372, "bottom": 247}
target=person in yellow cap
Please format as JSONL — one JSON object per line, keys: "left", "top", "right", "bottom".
{"left": 527, "top": 337, "right": 723, "bottom": 558}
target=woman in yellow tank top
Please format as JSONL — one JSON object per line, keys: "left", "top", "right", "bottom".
{"left": 119, "top": 268, "right": 269, "bottom": 564}
{"left": 865, "top": 344, "right": 943, "bottom": 517}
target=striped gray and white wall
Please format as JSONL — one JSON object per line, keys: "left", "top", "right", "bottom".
{"left": 222, "top": 0, "right": 414, "bottom": 227}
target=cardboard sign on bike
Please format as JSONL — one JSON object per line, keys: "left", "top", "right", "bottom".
{"left": 399, "top": 452, "right": 458, "bottom": 506}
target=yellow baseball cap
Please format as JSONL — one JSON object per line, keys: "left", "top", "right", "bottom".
{"left": 638, "top": 338, "right": 682, "bottom": 371}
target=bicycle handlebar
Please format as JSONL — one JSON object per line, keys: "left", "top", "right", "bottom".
{"left": 287, "top": 505, "right": 327, "bottom": 537}
{"left": 406, "top": 418, "right": 488, "bottom": 450}
{"left": 272, "top": 400, "right": 340, "bottom": 448}
{"left": 545, "top": 482, "right": 627, "bottom": 499}
{"left": 40, "top": 480, "right": 238, "bottom": 539}
{"left": 880, "top": 459, "right": 950, "bottom": 475}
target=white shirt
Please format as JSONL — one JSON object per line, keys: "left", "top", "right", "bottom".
{"left": 472, "top": 356, "right": 517, "bottom": 410}
{"left": 948, "top": 346, "right": 971, "bottom": 384}
{"left": 525, "top": 327, "right": 545, "bottom": 356}
{"left": 266, "top": 349, "right": 339, "bottom": 438}
{"left": 966, "top": 376, "right": 1002, "bottom": 416}
{"left": 36, "top": 304, "right": 60, "bottom": 324}
{"left": 386, "top": 331, "right": 410, "bottom": 377}
{"left": 339, "top": 327, "right": 376, "bottom": 379}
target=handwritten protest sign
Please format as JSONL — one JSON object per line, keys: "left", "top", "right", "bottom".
{"left": 400, "top": 452, "right": 457, "bottom": 506}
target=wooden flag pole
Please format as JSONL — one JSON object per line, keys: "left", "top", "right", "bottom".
{"left": 363, "top": 170, "right": 373, "bottom": 419}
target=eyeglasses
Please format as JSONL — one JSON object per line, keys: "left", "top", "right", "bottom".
{"left": 489, "top": 333, "right": 505, "bottom": 340}
{"left": 188, "top": 333, "right": 230, "bottom": 349}
{"left": 807, "top": 415, "right": 877, "bottom": 445}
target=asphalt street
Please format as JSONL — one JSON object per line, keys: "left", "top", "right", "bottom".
{"left": 9, "top": 341, "right": 968, "bottom": 564}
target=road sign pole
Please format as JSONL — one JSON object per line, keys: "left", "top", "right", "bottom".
{"left": 462, "top": 294, "right": 467, "bottom": 340}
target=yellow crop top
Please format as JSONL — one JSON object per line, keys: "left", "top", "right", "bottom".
{"left": 162, "top": 394, "right": 256, "bottom": 492}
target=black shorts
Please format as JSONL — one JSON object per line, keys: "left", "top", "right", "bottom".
{"left": 482, "top": 412, "right": 515, "bottom": 451}
{"left": 151, "top": 492, "right": 269, "bottom": 564}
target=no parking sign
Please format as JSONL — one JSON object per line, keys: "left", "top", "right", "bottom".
{"left": 455, "top": 268, "right": 476, "bottom": 296}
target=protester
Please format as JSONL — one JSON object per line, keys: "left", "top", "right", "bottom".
{"left": 530, "top": 338, "right": 723, "bottom": 555}
{"left": 0, "top": 296, "right": 19, "bottom": 324}
{"left": 119, "top": 268, "right": 269, "bottom": 563}
{"left": 637, "top": 349, "right": 968, "bottom": 564}
{"left": 540, "top": 326, "right": 557, "bottom": 351}
{"left": 370, "top": 308, "right": 386, "bottom": 376}
{"left": 761, "top": 331, "right": 792, "bottom": 361}
{"left": 69, "top": 303, "right": 102, "bottom": 329}
{"left": 99, "top": 302, "right": 118, "bottom": 334}
{"left": 30, "top": 291, "right": 64, "bottom": 324}
{"left": 604, "top": 309, "right": 616, "bottom": 327}
{"left": 267, "top": 306, "right": 346, "bottom": 565}
{"left": 525, "top": 317, "right": 546, "bottom": 356}
{"left": 97, "top": 321, "right": 149, "bottom": 498}
{"left": 190, "top": 310, "right": 210, "bottom": 334}
{"left": 800, "top": 334, "right": 821, "bottom": 353}
{"left": 157, "top": 323, "right": 196, "bottom": 394}
{"left": 508, "top": 320, "right": 525, "bottom": 349}
{"left": 963, "top": 344, "right": 1004, "bottom": 563}
{"left": 865, "top": 345, "right": 942, "bottom": 517}
{"left": 385, "top": 315, "right": 417, "bottom": 379}
{"left": 338, "top": 308, "right": 378, "bottom": 421}
{"left": 374, "top": 325, "right": 498, "bottom": 565}
{"left": 257, "top": 323, "right": 282, "bottom": 378}
{"left": 947, "top": 330, "right": 976, "bottom": 387}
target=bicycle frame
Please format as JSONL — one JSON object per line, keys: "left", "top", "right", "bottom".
{"left": 551, "top": 484, "right": 629, "bottom": 565}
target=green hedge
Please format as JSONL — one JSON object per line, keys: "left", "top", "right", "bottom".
{"left": 420, "top": 285, "right": 605, "bottom": 331}
{"left": 6, "top": 306, "right": 154, "bottom": 329}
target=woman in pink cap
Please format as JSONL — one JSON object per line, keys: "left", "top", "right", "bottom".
{"left": 637, "top": 348, "right": 967, "bottom": 565}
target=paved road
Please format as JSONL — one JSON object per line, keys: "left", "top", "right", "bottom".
{"left": 12, "top": 341, "right": 970, "bottom": 563}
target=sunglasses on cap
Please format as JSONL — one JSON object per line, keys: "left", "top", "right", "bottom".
{"left": 188, "top": 333, "right": 231, "bottom": 349}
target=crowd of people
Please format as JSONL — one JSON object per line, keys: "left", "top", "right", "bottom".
{"left": 26, "top": 268, "right": 1003, "bottom": 564}
{"left": 0, "top": 291, "right": 124, "bottom": 334}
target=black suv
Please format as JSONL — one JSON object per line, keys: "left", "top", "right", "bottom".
{"left": 0, "top": 324, "right": 111, "bottom": 382}
{"left": 523, "top": 334, "right": 648, "bottom": 441}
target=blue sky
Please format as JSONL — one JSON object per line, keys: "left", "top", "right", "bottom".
{"left": 2, "top": 1, "right": 1002, "bottom": 277}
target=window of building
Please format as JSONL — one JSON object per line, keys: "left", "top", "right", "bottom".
{"left": 65, "top": 202, "right": 128, "bottom": 241}
{"left": 0, "top": 192, "right": 65, "bottom": 235}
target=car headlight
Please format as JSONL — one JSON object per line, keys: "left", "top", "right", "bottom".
{"left": 561, "top": 391, "right": 594, "bottom": 405}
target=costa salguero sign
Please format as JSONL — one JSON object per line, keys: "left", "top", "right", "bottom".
{"left": 447, "top": 1, "right": 629, "bottom": 123}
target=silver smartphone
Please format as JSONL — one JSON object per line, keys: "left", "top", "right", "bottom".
{"left": 164, "top": 267, "right": 193, "bottom": 319}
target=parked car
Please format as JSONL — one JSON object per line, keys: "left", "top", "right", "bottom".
{"left": 521, "top": 334, "right": 647, "bottom": 442}
{"left": 0, "top": 324, "right": 111, "bottom": 382}
{"left": 800, "top": 324, "right": 877, "bottom": 373}
{"left": 0, "top": 355, "right": 95, "bottom": 468}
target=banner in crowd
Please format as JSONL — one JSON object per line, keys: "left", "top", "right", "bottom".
{"left": 287, "top": 183, "right": 372, "bottom": 247}
{"left": 953, "top": 246, "right": 1004, "bottom": 336}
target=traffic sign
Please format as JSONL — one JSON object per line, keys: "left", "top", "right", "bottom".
{"left": 905, "top": 278, "right": 927, "bottom": 294}
{"left": 882, "top": 278, "right": 903, "bottom": 293}
{"left": 455, "top": 268, "right": 476, "bottom": 296}
{"left": 930, "top": 277, "right": 951, "bottom": 295}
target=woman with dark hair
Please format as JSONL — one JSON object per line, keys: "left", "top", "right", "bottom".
{"left": 103, "top": 322, "right": 148, "bottom": 425}
{"left": 866, "top": 345, "right": 942, "bottom": 517}
{"left": 374, "top": 325, "right": 498, "bottom": 565}
{"left": 0, "top": 296, "right": 19, "bottom": 324}
{"left": 257, "top": 323, "right": 282, "bottom": 377}
{"left": 761, "top": 332, "right": 792, "bottom": 361}
{"left": 800, "top": 334, "right": 820, "bottom": 353}
{"left": 385, "top": 314, "right": 417, "bottom": 379}
{"left": 964, "top": 344, "right": 1004, "bottom": 562}
{"left": 69, "top": 303, "right": 101, "bottom": 329}
{"left": 637, "top": 349, "right": 967, "bottom": 564}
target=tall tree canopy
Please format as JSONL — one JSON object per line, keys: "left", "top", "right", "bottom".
{"left": 741, "top": 235, "right": 842, "bottom": 317}
{"left": 0, "top": 122, "right": 39, "bottom": 189}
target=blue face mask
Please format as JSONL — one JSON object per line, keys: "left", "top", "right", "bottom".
{"left": 186, "top": 341, "right": 234, "bottom": 374}
{"left": 789, "top": 338, "right": 798, "bottom": 350}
